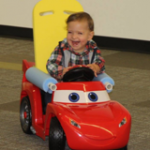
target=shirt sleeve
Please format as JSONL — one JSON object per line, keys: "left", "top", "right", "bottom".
{"left": 46, "top": 46, "right": 64, "bottom": 80}
{"left": 93, "top": 48, "right": 105, "bottom": 73}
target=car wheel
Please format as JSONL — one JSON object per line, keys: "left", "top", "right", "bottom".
{"left": 49, "top": 117, "right": 71, "bottom": 150}
{"left": 117, "top": 145, "right": 127, "bottom": 150}
{"left": 20, "top": 96, "right": 32, "bottom": 134}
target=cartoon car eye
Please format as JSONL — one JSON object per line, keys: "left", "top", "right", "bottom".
{"left": 53, "top": 90, "right": 85, "bottom": 103}
{"left": 88, "top": 92, "right": 98, "bottom": 102}
{"left": 69, "top": 93, "right": 80, "bottom": 102}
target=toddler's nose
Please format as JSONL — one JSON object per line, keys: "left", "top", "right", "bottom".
{"left": 72, "top": 33, "right": 77, "bottom": 39}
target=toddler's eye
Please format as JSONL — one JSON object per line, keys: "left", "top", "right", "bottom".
{"left": 88, "top": 92, "right": 98, "bottom": 102}
{"left": 78, "top": 32, "right": 83, "bottom": 35}
{"left": 68, "top": 31, "right": 72, "bottom": 34}
{"left": 69, "top": 93, "right": 80, "bottom": 102}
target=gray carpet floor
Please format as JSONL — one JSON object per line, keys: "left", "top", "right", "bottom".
{"left": 0, "top": 36, "right": 150, "bottom": 150}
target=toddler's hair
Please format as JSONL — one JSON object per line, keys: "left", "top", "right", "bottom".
{"left": 66, "top": 12, "right": 94, "bottom": 31}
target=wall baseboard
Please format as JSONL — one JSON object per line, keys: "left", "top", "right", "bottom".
{"left": 93, "top": 36, "right": 150, "bottom": 53}
{"left": 0, "top": 25, "right": 33, "bottom": 39}
{"left": 1, "top": 25, "right": 150, "bottom": 53}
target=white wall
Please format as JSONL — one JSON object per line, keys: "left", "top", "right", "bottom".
{"left": 1, "top": 0, "right": 150, "bottom": 41}
{"left": 79, "top": 0, "right": 150, "bottom": 41}
{"left": 0, "top": 0, "right": 39, "bottom": 28}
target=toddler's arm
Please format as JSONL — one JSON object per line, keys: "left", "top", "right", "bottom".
{"left": 88, "top": 48, "right": 105, "bottom": 76}
{"left": 46, "top": 46, "right": 64, "bottom": 80}
{"left": 87, "top": 63, "right": 100, "bottom": 77}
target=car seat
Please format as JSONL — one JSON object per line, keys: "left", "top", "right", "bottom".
{"left": 33, "top": 0, "right": 84, "bottom": 113}
{"left": 33, "top": 0, "right": 84, "bottom": 73}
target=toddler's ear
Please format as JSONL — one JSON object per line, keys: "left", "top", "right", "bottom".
{"left": 88, "top": 31, "right": 94, "bottom": 40}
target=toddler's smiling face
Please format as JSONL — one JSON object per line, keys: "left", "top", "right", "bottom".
{"left": 67, "top": 20, "right": 94, "bottom": 53}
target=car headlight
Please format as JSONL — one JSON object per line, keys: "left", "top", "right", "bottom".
{"left": 119, "top": 117, "right": 127, "bottom": 128}
{"left": 48, "top": 83, "right": 57, "bottom": 91}
{"left": 70, "top": 120, "right": 81, "bottom": 129}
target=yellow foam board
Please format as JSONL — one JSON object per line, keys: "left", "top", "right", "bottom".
{"left": 33, "top": 0, "right": 84, "bottom": 73}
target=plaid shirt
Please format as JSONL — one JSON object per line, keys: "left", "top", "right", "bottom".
{"left": 46, "top": 39, "right": 105, "bottom": 80}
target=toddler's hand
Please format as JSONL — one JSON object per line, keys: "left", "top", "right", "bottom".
{"left": 62, "top": 67, "right": 72, "bottom": 78}
{"left": 86, "top": 64, "right": 100, "bottom": 77}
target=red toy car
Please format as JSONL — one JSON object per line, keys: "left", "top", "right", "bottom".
{"left": 20, "top": 60, "right": 131, "bottom": 150}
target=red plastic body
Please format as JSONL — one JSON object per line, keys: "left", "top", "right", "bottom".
{"left": 20, "top": 60, "right": 131, "bottom": 150}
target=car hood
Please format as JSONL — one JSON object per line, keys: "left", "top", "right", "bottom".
{"left": 57, "top": 101, "right": 127, "bottom": 140}
{"left": 66, "top": 101, "right": 123, "bottom": 121}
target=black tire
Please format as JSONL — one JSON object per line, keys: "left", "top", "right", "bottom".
{"left": 121, "top": 145, "right": 127, "bottom": 150}
{"left": 20, "top": 96, "right": 32, "bottom": 134}
{"left": 117, "top": 145, "right": 127, "bottom": 150}
{"left": 49, "top": 117, "right": 71, "bottom": 150}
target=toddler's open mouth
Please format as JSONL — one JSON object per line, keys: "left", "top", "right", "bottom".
{"left": 72, "top": 41, "right": 80, "bottom": 46}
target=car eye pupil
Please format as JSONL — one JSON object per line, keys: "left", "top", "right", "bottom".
{"left": 69, "top": 93, "right": 79, "bottom": 102}
{"left": 71, "top": 95, "right": 77, "bottom": 100}
{"left": 91, "top": 94, "right": 96, "bottom": 99}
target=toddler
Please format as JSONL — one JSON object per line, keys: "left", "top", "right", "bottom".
{"left": 46, "top": 12, "right": 105, "bottom": 81}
